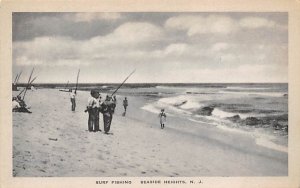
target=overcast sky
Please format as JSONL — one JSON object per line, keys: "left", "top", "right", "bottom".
{"left": 12, "top": 12, "right": 288, "bottom": 83}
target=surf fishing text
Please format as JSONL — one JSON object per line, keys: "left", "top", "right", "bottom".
{"left": 95, "top": 179, "right": 203, "bottom": 185}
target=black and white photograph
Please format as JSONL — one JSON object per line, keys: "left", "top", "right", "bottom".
{"left": 10, "top": 12, "right": 290, "bottom": 178}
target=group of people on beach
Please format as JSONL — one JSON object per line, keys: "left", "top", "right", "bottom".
{"left": 81, "top": 89, "right": 130, "bottom": 134}
{"left": 12, "top": 86, "right": 167, "bottom": 133}
{"left": 12, "top": 96, "right": 32, "bottom": 113}
{"left": 69, "top": 89, "right": 166, "bottom": 133}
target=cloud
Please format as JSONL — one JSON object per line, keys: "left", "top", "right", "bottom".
{"left": 164, "top": 43, "right": 188, "bottom": 55}
{"left": 239, "top": 17, "right": 276, "bottom": 29}
{"left": 13, "top": 22, "right": 164, "bottom": 67}
{"left": 165, "top": 14, "right": 286, "bottom": 38}
{"left": 211, "top": 42, "right": 229, "bottom": 52}
{"left": 111, "top": 22, "right": 163, "bottom": 43}
{"left": 87, "top": 22, "right": 163, "bottom": 48}
{"left": 165, "top": 15, "right": 239, "bottom": 36}
{"left": 65, "top": 13, "right": 122, "bottom": 22}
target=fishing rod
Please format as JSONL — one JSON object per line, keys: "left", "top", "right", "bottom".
{"left": 75, "top": 69, "right": 80, "bottom": 94}
{"left": 22, "top": 68, "right": 35, "bottom": 100}
{"left": 16, "top": 71, "right": 22, "bottom": 84}
{"left": 110, "top": 69, "right": 136, "bottom": 97}
{"left": 17, "top": 76, "right": 37, "bottom": 97}
{"left": 14, "top": 74, "right": 19, "bottom": 85}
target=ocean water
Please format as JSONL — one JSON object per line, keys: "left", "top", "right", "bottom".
{"left": 122, "top": 83, "right": 288, "bottom": 139}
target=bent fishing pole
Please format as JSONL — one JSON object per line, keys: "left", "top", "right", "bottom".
{"left": 110, "top": 69, "right": 136, "bottom": 97}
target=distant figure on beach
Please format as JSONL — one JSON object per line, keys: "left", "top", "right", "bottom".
{"left": 30, "top": 85, "right": 36, "bottom": 91}
{"left": 12, "top": 96, "right": 32, "bottom": 113}
{"left": 122, "top": 97, "right": 128, "bottom": 115}
{"left": 100, "top": 95, "right": 116, "bottom": 134}
{"left": 158, "top": 109, "right": 167, "bottom": 129}
{"left": 69, "top": 89, "right": 76, "bottom": 111}
{"left": 86, "top": 90, "right": 101, "bottom": 132}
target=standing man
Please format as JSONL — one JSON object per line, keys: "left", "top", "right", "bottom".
{"left": 94, "top": 91, "right": 101, "bottom": 132}
{"left": 122, "top": 97, "right": 128, "bottom": 115}
{"left": 100, "top": 95, "right": 115, "bottom": 134}
{"left": 86, "top": 90, "right": 100, "bottom": 132}
{"left": 69, "top": 89, "right": 76, "bottom": 111}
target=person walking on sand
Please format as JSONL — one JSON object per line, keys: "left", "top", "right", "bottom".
{"left": 123, "top": 97, "right": 128, "bottom": 114}
{"left": 69, "top": 89, "right": 76, "bottom": 111}
{"left": 158, "top": 109, "right": 167, "bottom": 129}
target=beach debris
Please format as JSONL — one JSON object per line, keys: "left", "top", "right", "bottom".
{"left": 48, "top": 138, "right": 58, "bottom": 141}
{"left": 194, "top": 106, "right": 214, "bottom": 116}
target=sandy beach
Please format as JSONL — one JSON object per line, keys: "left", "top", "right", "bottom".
{"left": 12, "top": 88, "right": 288, "bottom": 177}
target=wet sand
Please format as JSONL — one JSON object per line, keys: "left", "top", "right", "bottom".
{"left": 13, "top": 89, "right": 287, "bottom": 176}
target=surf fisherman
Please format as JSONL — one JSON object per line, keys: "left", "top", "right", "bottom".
{"left": 100, "top": 95, "right": 116, "bottom": 134}
{"left": 123, "top": 97, "right": 128, "bottom": 114}
{"left": 12, "top": 96, "right": 32, "bottom": 113}
{"left": 69, "top": 89, "right": 76, "bottom": 111}
{"left": 85, "top": 90, "right": 101, "bottom": 132}
{"left": 158, "top": 109, "right": 167, "bottom": 129}
{"left": 12, "top": 97, "right": 21, "bottom": 111}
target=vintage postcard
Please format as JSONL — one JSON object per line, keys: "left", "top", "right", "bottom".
{"left": 0, "top": 0, "right": 300, "bottom": 188}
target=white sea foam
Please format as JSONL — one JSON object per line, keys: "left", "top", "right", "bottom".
{"left": 220, "top": 91, "right": 286, "bottom": 97}
{"left": 158, "top": 95, "right": 202, "bottom": 110}
{"left": 226, "top": 86, "right": 270, "bottom": 90}
{"left": 212, "top": 108, "right": 238, "bottom": 118}
{"left": 212, "top": 108, "right": 254, "bottom": 119}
